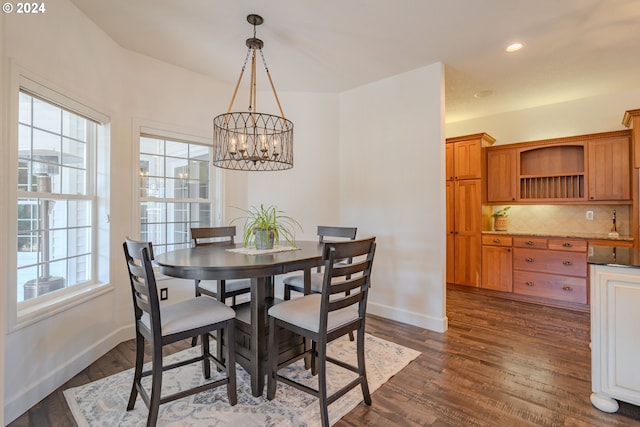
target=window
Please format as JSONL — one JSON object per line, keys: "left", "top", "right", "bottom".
{"left": 16, "top": 90, "right": 101, "bottom": 303}
{"left": 139, "top": 135, "right": 213, "bottom": 255}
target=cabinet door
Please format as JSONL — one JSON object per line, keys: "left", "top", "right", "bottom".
{"left": 454, "top": 179, "right": 482, "bottom": 234}
{"left": 446, "top": 143, "right": 454, "bottom": 181}
{"left": 588, "top": 136, "right": 631, "bottom": 201}
{"left": 453, "top": 179, "right": 482, "bottom": 287}
{"left": 591, "top": 265, "right": 640, "bottom": 408}
{"left": 454, "top": 139, "right": 482, "bottom": 180}
{"left": 446, "top": 181, "right": 455, "bottom": 283}
{"left": 455, "top": 234, "right": 481, "bottom": 287}
{"left": 486, "top": 148, "right": 517, "bottom": 202}
{"left": 482, "top": 245, "right": 513, "bottom": 292}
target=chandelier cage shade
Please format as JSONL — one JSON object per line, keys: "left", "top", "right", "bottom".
{"left": 213, "top": 14, "right": 293, "bottom": 171}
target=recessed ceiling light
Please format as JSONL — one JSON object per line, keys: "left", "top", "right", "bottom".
{"left": 506, "top": 42, "right": 524, "bottom": 52}
{"left": 474, "top": 90, "right": 493, "bottom": 98}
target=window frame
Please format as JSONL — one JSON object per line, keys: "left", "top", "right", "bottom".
{"left": 133, "top": 121, "right": 224, "bottom": 249}
{"left": 7, "top": 66, "right": 112, "bottom": 331}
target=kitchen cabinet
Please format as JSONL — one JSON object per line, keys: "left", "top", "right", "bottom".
{"left": 484, "top": 130, "right": 632, "bottom": 204}
{"left": 486, "top": 148, "right": 517, "bottom": 202}
{"left": 481, "top": 234, "right": 512, "bottom": 292}
{"left": 512, "top": 236, "right": 587, "bottom": 304}
{"left": 446, "top": 133, "right": 495, "bottom": 287}
{"left": 590, "top": 263, "right": 640, "bottom": 413}
{"left": 587, "top": 136, "right": 631, "bottom": 201}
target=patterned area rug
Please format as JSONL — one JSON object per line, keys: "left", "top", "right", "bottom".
{"left": 64, "top": 334, "right": 419, "bottom": 426}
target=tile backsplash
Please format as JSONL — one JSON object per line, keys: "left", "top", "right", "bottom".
{"left": 487, "top": 205, "right": 630, "bottom": 236}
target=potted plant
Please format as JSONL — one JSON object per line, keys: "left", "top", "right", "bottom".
{"left": 231, "top": 204, "right": 302, "bottom": 249}
{"left": 492, "top": 206, "right": 511, "bottom": 231}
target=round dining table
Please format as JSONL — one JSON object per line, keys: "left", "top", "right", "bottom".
{"left": 154, "top": 240, "right": 324, "bottom": 397}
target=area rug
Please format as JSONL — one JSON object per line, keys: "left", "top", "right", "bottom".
{"left": 64, "top": 334, "right": 420, "bottom": 426}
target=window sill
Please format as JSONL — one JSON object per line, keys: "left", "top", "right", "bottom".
{"left": 12, "top": 281, "right": 114, "bottom": 332}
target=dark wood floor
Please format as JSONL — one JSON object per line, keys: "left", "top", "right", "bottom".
{"left": 9, "top": 288, "right": 640, "bottom": 426}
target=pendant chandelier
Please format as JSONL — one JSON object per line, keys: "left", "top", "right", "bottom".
{"left": 213, "top": 14, "right": 293, "bottom": 171}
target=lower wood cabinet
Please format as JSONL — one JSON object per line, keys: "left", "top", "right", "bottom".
{"left": 512, "top": 237, "right": 587, "bottom": 304}
{"left": 481, "top": 234, "right": 512, "bottom": 292}
{"left": 479, "top": 234, "right": 593, "bottom": 306}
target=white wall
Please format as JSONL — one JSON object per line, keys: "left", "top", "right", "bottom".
{"left": 446, "top": 88, "right": 640, "bottom": 144}
{"left": 339, "top": 64, "right": 448, "bottom": 332}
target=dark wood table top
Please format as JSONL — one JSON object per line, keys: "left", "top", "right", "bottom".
{"left": 154, "top": 240, "right": 324, "bottom": 281}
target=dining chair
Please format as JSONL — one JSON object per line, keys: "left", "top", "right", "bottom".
{"left": 266, "top": 237, "right": 376, "bottom": 427}
{"left": 123, "top": 238, "right": 237, "bottom": 427}
{"left": 191, "top": 226, "right": 252, "bottom": 305}
{"left": 282, "top": 225, "right": 357, "bottom": 300}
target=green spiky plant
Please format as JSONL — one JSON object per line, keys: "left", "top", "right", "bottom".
{"left": 231, "top": 204, "right": 302, "bottom": 248}
{"left": 492, "top": 206, "right": 511, "bottom": 217}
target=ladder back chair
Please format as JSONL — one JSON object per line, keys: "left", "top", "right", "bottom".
{"left": 266, "top": 237, "right": 376, "bottom": 427}
{"left": 283, "top": 225, "right": 357, "bottom": 300}
{"left": 123, "top": 238, "right": 237, "bottom": 427}
{"left": 191, "top": 226, "right": 252, "bottom": 305}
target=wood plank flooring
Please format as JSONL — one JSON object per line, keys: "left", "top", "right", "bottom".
{"left": 9, "top": 288, "right": 640, "bottom": 426}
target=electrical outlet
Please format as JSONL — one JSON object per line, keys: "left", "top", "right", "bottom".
{"left": 160, "top": 288, "right": 168, "bottom": 301}
{"left": 586, "top": 210, "right": 594, "bottom": 220}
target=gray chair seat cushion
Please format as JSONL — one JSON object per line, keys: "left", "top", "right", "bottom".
{"left": 142, "top": 296, "right": 235, "bottom": 335}
{"left": 268, "top": 294, "right": 358, "bottom": 333}
{"left": 199, "top": 278, "right": 251, "bottom": 294}
{"left": 283, "top": 273, "right": 324, "bottom": 292}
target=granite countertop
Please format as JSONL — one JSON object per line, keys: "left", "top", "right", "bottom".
{"left": 588, "top": 246, "right": 640, "bottom": 268}
{"left": 482, "top": 230, "right": 634, "bottom": 241}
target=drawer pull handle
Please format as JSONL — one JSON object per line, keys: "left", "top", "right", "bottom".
{"left": 563, "top": 261, "right": 573, "bottom": 266}
{"left": 493, "top": 239, "right": 501, "bottom": 243}
{"left": 526, "top": 281, "right": 535, "bottom": 287}
{"left": 526, "top": 257, "right": 534, "bottom": 263}
{"left": 563, "top": 242, "right": 573, "bottom": 247}
{"left": 562, "top": 286, "right": 573, "bottom": 292}
{"left": 526, "top": 241, "right": 535, "bottom": 246}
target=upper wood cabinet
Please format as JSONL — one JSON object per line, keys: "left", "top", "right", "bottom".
{"left": 588, "top": 136, "right": 631, "bottom": 201}
{"left": 486, "top": 148, "right": 517, "bottom": 202}
{"left": 445, "top": 144, "right": 454, "bottom": 181}
{"left": 485, "top": 130, "right": 632, "bottom": 203}
{"left": 454, "top": 139, "right": 482, "bottom": 180}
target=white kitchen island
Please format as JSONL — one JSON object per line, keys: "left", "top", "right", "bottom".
{"left": 589, "top": 246, "right": 640, "bottom": 413}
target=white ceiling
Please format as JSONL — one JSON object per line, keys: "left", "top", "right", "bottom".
{"left": 69, "top": 0, "right": 640, "bottom": 123}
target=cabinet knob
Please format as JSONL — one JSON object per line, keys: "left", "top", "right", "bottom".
{"left": 511, "top": 198, "right": 516, "bottom": 201}
{"left": 507, "top": 248, "right": 511, "bottom": 252}
{"left": 493, "top": 238, "right": 501, "bottom": 243}
{"left": 526, "top": 257, "right": 534, "bottom": 262}
{"left": 526, "top": 281, "right": 535, "bottom": 286}
{"left": 563, "top": 261, "right": 573, "bottom": 266}
{"left": 526, "top": 241, "right": 535, "bottom": 246}
{"left": 563, "top": 242, "right": 572, "bottom": 247}
{"left": 562, "top": 286, "right": 573, "bottom": 292}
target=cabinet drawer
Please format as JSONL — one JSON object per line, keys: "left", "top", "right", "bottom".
{"left": 513, "top": 271, "right": 587, "bottom": 304}
{"left": 548, "top": 238, "right": 587, "bottom": 252}
{"left": 482, "top": 235, "right": 512, "bottom": 247}
{"left": 513, "top": 236, "right": 547, "bottom": 249}
{"left": 513, "top": 248, "right": 587, "bottom": 277}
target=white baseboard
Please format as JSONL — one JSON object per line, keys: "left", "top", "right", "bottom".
{"left": 4, "top": 325, "right": 134, "bottom": 425}
{"left": 367, "top": 301, "right": 448, "bottom": 333}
